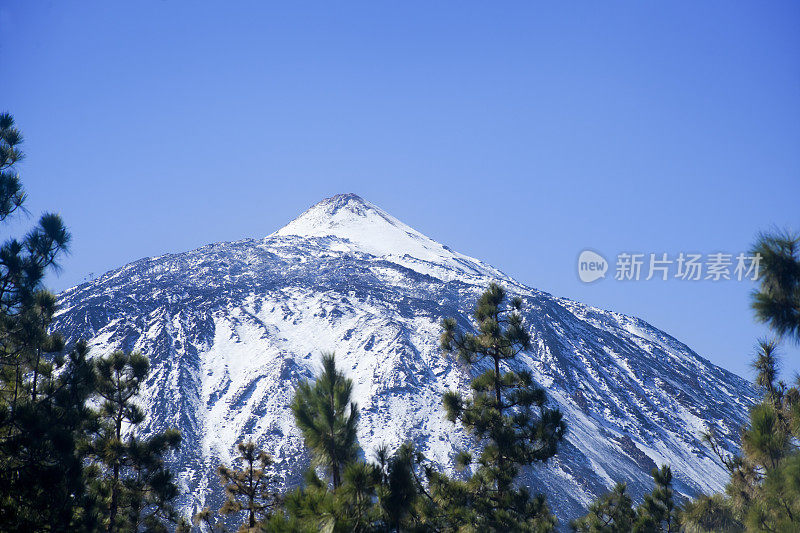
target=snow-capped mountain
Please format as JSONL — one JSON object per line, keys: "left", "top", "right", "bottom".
{"left": 53, "top": 193, "right": 756, "bottom": 523}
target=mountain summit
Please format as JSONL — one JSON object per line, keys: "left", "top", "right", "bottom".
{"left": 275, "top": 193, "right": 505, "bottom": 281}
{"left": 275, "top": 193, "right": 391, "bottom": 240}
{"left": 52, "top": 194, "right": 755, "bottom": 523}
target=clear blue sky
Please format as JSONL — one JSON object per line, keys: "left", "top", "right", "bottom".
{"left": 3, "top": 1, "right": 798, "bottom": 378}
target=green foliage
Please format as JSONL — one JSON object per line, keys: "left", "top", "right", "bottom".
{"left": 280, "top": 353, "right": 463, "bottom": 532}
{"left": 680, "top": 493, "right": 743, "bottom": 533}
{"left": 218, "top": 440, "right": 279, "bottom": 531}
{"left": 571, "top": 483, "right": 634, "bottom": 533}
{"left": 741, "top": 403, "right": 790, "bottom": 471}
{"left": 633, "top": 465, "right": 679, "bottom": 533}
{"left": 685, "top": 340, "right": 800, "bottom": 532}
{"left": 89, "top": 350, "right": 182, "bottom": 532}
{"left": 375, "top": 443, "right": 424, "bottom": 531}
{"left": 0, "top": 341, "right": 101, "bottom": 531}
{"left": 751, "top": 339, "right": 783, "bottom": 411}
{"left": 0, "top": 113, "right": 69, "bottom": 325}
{"left": 751, "top": 230, "right": 800, "bottom": 342}
{"left": 291, "top": 352, "right": 360, "bottom": 490}
{"left": 281, "top": 458, "right": 382, "bottom": 532}
{"left": 0, "top": 112, "right": 26, "bottom": 221}
{"left": 192, "top": 440, "right": 280, "bottom": 532}
{"left": 573, "top": 466, "right": 678, "bottom": 533}
{"left": 436, "top": 283, "right": 565, "bottom": 531}
{"left": 192, "top": 506, "right": 226, "bottom": 532}
{"left": 0, "top": 113, "right": 99, "bottom": 531}
{"left": 283, "top": 353, "right": 381, "bottom": 532}
{"left": 746, "top": 452, "right": 800, "bottom": 532}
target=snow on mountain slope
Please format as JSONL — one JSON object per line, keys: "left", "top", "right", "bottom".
{"left": 275, "top": 193, "right": 508, "bottom": 282}
{"left": 52, "top": 193, "right": 756, "bottom": 524}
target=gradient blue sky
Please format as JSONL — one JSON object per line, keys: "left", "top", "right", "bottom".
{"left": 3, "top": 1, "right": 799, "bottom": 378}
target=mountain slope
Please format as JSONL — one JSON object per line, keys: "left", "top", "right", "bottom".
{"left": 52, "top": 193, "right": 756, "bottom": 523}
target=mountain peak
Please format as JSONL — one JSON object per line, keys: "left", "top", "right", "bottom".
{"left": 274, "top": 193, "right": 401, "bottom": 241}
{"left": 314, "top": 192, "right": 368, "bottom": 209}
{"left": 273, "top": 193, "right": 505, "bottom": 280}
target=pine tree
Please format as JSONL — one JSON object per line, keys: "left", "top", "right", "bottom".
{"left": 290, "top": 352, "right": 359, "bottom": 489}
{"left": 90, "top": 350, "right": 182, "bottom": 532}
{"left": 338, "top": 460, "right": 381, "bottom": 532}
{"left": 283, "top": 352, "right": 385, "bottom": 532}
{"left": 0, "top": 111, "right": 70, "bottom": 443}
{"left": 94, "top": 350, "right": 149, "bottom": 530}
{"left": 281, "top": 457, "right": 385, "bottom": 533}
{"left": 574, "top": 465, "right": 677, "bottom": 533}
{"left": 0, "top": 341, "right": 101, "bottom": 531}
{"left": 0, "top": 113, "right": 103, "bottom": 531}
{"left": 633, "top": 465, "right": 679, "bottom": 533}
{"left": 0, "top": 112, "right": 70, "bottom": 396}
{"left": 748, "top": 453, "right": 800, "bottom": 532}
{"left": 375, "top": 443, "right": 425, "bottom": 532}
{"left": 685, "top": 340, "right": 800, "bottom": 531}
{"left": 752, "top": 340, "right": 782, "bottom": 410}
{"left": 751, "top": 230, "right": 800, "bottom": 342}
{"left": 570, "top": 483, "right": 635, "bottom": 533}
{"left": 125, "top": 429, "right": 184, "bottom": 531}
{"left": 438, "top": 282, "right": 566, "bottom": 531}
{"left": 0, "top": 112, "right": 25, "bottom": 221}
{"left": 216, "top": 440, "right": 279, "bottom": 531}
{"left": 680, "top": 493, "right": 742, "bottom": 533}
{"left": 192, "top": 506, "right": 226, "bottom": 532}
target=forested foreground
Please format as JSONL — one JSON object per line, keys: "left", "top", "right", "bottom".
{"left": 2, "top": 113, "right": 800, "bottom": 532}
